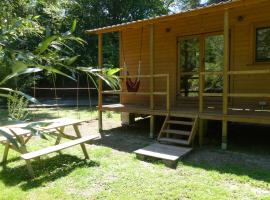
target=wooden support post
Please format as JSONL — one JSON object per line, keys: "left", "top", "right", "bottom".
{"left": 73, "top": 125, "right": 89, "bottom": 159}
{"left": 222, "top": 119, "right": 228, "bottom": 150}
{"left": 98, "top": 33, "right": 103, "bottom": 132}
{"left": 166, "top": 75, "right": 170, "bottom": 112}
{"left": 119, "top": 31, "right": 123, "bottom": 104}
{"left": 199, "top": 119, "right": 204, "bottom": 146}
{"left": 150, "top": 115, "right": 155, "bottom": 139}
{"left": 121, "top": 112, "right": 135, "bottom": 126}
{"left": 150, "top": 24, "right": 154, "bottom": 110}
{"left": 198, "top": 36, "right": 204, "bottom": 145}
{"left": 199, "top": 35, "right": 205, "bottom": 113}
{"left": 222, "top": 10, "right": 229, "bottom": 150}
{"left": 149, "top": 24, "right": 155, "bottom": 139}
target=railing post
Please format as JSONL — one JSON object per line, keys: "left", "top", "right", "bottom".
{"left": 119, "top": 31, "right": 123, "bottom": 104}
{"left": 199, "top": 35, "right": 205, "bottom": 113}
{"left": 149, "top": 24, "right": 155, "bottom": 138}
{"left": 166, "top": 75, "right": 170, "bottom": 112}
{"left": 150, "top": 24, "right": 154, "bottom": 110}
{"left": 222, "top": 9, "right": 229, "bottom": 150}
{"left": 98, "top": 33, "right": 103, "bottom": 132}
{"left": 199, "top": 36, "right": 205, "bottom": 146}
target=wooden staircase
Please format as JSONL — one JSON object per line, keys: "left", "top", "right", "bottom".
{"left": 134, "top": 115, "right": 199, "bottom": 168}
{"left": 158, "top": 115, "right": 199, "bottom": 147}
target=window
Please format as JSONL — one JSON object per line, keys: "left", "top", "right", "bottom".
{"left": 256, "top": 27, "right": 270, "bottom": 62}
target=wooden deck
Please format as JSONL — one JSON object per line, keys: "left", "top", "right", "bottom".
{"left": 101, "top": 103, "right": 270, "bottom": 124}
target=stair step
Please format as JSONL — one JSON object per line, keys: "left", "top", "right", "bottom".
{"left": 166, "top": 120, "right": 193, "bottom": 126}
{"left": 158, "top": 138, "right": 189, "bottom": 146}
{"left": 162, "top": 129, "right": 190, "bottom": 136}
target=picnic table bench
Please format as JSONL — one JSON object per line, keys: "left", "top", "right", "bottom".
{"left": 0, "top": 118, "right": 98, "bottom": 178}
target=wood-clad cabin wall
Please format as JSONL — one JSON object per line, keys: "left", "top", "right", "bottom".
{"left": 121, "top": 28, "right": 150, "bottom": 105}
{"left": 120, "top": 1, "right": 270, "bottom": 110}
{"left": 230, "top": 1, "right": 270, "bottom": 109}
{"left": 154, "top": 11, "right": 224, "bottom": 107}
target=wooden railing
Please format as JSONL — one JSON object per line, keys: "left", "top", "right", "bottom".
{"left": 101, "top": 74, "right": 170, "bottom": 112}
{"left": 227, "top": 69, "right": 270, "bottom": 99}
{"left": 100, "top": 69, "right": 268, "bottom": 114}
{"left": 199, "top": 69, "right": 270, "bottom": 113}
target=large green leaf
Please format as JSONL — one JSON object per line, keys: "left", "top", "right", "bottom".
{"left": 12, "top": 61, "right": 28, "bottom": 73}
{"left": 35, "top": 65, "right": 76, "bottom": 81}
{"left": 0, "top": 64, "right": 42, "bottom": 86}
{"left": 71, "top": 19, "right": 77, "bottom": 33}
{"left": 0, "top": 93, "right": 11, "bottom": 99}
{"left": 77, "top": 67, "right": 120, "bottom": 90}
{"left": 0, "top": 88, "right": 39, "bottom": 103}
{"left": 105, "top": 68, "right": 120, "bottom": 76}
{"left": 35, "top": 35, "right": 58, "bottom": 54}
{"left": 65, "top": 55, "right": 80, "bottom": 66}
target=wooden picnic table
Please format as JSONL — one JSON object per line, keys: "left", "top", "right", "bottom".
{"left": 0, "top": 118, "right": 98, "bottom": 178}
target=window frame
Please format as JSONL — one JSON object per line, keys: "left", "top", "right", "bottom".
{"left": 177, "top": 31, "right": 224, "bottom": 99}
{"left": 252, "top": 21, "right": 270, "bottom": 64}
{"left": 177, "top": 35, "right": 201, "bottom": 98}
{"left": 255, "top": 26, "right": 270, "bottom": 63}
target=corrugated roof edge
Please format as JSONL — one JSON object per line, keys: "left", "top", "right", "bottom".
{"left": 85, "top": 0, "right": 236, "bottom": 34}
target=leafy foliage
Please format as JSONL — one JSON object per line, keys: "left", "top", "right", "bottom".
{"left": 7, "top": 91, "right": 30, "bottom": 121}
{"left": 168, "top": 0, "right": 229, "bottom": 12}
{"left": 77, "top": 67, "right": 120, "bottom": 90}
{"left": 0, "top": 0, "right": 229, "bottom": 145}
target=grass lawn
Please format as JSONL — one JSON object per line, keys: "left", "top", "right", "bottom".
{"left": 0, "top": 107, "right": 119, "bottom": 125}
{"left": 0, "top": 108, "right": 270, "bottom": 200}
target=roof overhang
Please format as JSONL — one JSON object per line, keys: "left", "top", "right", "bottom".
{"left": 85, "top": 0, "right": 267, "bottom": 34}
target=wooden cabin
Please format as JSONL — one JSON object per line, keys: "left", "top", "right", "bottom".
{"left": 86, "top": 0, "right": 270, "bottom": 150}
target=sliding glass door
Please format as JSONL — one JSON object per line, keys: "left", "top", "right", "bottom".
{"left": 178, "top": 33, "right": 224, "bottom": 104}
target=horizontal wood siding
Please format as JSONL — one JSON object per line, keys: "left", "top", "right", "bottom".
{"left": 120, "top": 1, "right": 270, "bottom": 110}
{"left": 121, "top": 27, "right": 150, "bottom": 105}
{"left": 230, "top": 2, "right": 270, "bottom": 109}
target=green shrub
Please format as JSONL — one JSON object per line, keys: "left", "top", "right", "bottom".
{"left": 7, "top": 91, "right": 30, "bottom": 121}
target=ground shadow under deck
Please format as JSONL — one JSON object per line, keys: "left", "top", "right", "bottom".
{"left": 94, "top": 118, "right": 270, "bottom": 183}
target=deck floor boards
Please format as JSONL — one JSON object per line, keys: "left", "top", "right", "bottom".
{"left": 101, "top": 104, "right": 270, "bottom": 124}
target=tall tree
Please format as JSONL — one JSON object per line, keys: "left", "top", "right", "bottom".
{"left": 169, "top": 0, "right": 229, "bottom": 12}
{"left": 1, "top": 0, "right": 170, "bottom": 90}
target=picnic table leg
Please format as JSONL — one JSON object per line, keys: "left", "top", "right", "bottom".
{"left": 21, "top": 147, "right": 34, "bottom": 178}
{"left": 55, "top": 136, "right": 61, "bottom": 145}
{"left": 73, "top": 125, "right": 89, "bottom": 159}
{"left": 55, "top": 127, "right": 65, "bottom": 145}
{"left": 20, "top": 143, "right": 35, "bottom": 178}
{"left": 24, "top": 135, "right": 33, "bottom": 144}
{"left": 25, "top": 159, "right": 34, "bottom": 178}
{"left": 2, "top": 142, "right": 10, "bottom": 167}
{"left": 17, "top": 136, "right": 35, "bottom": 178}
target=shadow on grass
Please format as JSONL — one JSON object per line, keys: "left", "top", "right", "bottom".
{"left": 95, "top": 117, "right": 270, "bottom": 184}
{"left": 182, "top": 148, "right": 270, "bottom": 184}
{"left": 0, "top": 154, "right": 99, "bottom": 190}
{"left": 91, "top": 118, "right": 154, "bottom": 153}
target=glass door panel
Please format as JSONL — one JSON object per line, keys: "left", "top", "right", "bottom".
{"left": 204, "top": 34, "right": 224, "bottom": 93}
{"left": 179, "top": 37, "right": 200, "bottom": 97}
